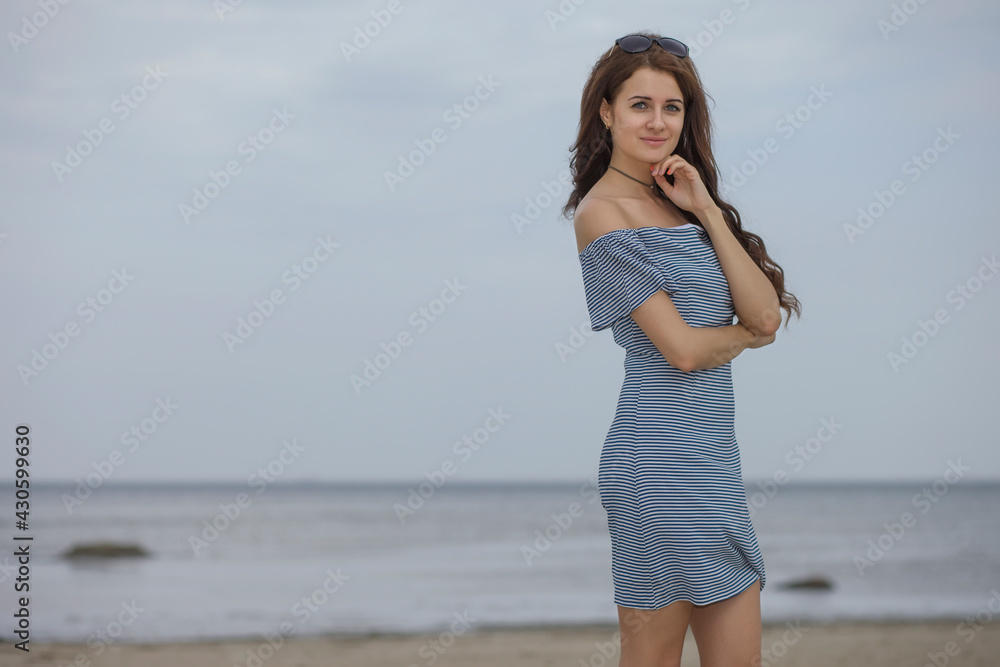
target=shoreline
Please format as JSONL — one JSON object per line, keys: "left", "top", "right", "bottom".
{"left": 10, "top": 619, "right": 999, "bottom": 667}
{"left": 10, "top": 615, "right": 993, "bottom": 643}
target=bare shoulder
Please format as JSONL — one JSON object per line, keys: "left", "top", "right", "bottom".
{"left": 573, "top": 195, "right": 632, "bottom": 253}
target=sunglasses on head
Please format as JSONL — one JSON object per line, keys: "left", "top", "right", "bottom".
{"left": 614, "top": 34, "right": 689, "bottom": 58}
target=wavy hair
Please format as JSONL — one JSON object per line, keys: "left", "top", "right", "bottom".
{"left": 561, "top": 31, "right": 801, "bottom": 328}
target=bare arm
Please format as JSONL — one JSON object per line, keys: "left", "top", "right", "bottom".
{"left": 697, "top": 206, "right": 782, "bottom": 336}
{"left": 575, "top": 198, "right": 772, "bottom": 372}
{"left": 630, "top": 291, "right": 768, "bottom": 372}
{"left": 649, "top": 153, "right": 782, "bottom": 336}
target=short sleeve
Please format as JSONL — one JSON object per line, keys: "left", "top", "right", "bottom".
{"left": 578, "top": 229, "right": 675, "bottom": 332}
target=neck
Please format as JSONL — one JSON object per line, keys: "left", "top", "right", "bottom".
{"left": 607, "top": 160, "right": 655, "bottom": 188}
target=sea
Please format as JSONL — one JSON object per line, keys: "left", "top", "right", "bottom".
{"left": 6, "top": 480, "right": 1000, "bottom": 644}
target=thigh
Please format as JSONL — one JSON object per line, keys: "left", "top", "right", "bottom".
{"left": 688, "top": 579, "right": 761, "bottom": 667}
{"left": 618, "top": 600, "right": 693, "bottom": 667}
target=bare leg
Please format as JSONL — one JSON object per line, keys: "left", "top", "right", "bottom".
{"left": 688, "top": 578, "right": 761, "bottom": 667}
{"left": 617, "top": 599, "right": 693, "bottom": 667}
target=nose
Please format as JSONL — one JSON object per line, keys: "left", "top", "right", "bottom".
{"left": 648, "top": 109, "right": 667, "bottom": 129}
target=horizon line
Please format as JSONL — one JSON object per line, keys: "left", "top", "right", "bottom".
{"left": 15, "top": 477, "right": 1000, "bottom": 487}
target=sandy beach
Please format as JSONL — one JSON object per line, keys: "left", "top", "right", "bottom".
{"left": 9, "top": 620, "right": 1000, "bottom": 667}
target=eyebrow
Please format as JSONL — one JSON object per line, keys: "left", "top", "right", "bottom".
{"left": 628, "top": 95, "right": 684, "bottom": 104}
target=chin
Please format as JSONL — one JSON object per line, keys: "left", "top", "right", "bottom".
{"left": 636, "top": 141, "right": 676, "bottom": 157}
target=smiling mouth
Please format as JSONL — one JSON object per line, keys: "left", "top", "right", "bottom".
{"left": 642, "top": 138, "right": 666, "bottom": 144}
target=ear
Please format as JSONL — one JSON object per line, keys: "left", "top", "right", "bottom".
{"left": 599, "top": 98, "right": 610, "bottom": 126}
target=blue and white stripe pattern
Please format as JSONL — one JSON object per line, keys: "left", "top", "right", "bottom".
{"left": 578, "top": 223, "right": 766, "bottom": 608}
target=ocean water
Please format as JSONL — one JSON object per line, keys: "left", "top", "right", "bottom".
{"left": 6, "top": 480, "right": 1000, "bottom": 643}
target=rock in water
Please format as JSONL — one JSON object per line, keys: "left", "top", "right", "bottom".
{"left": 777, "top": 576, "right": 834, "bottom": 591}
{"left": 62, "top": 542, "right": 149, "bottom": 559}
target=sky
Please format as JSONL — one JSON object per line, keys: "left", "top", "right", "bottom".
{"left": 1, "top": 0, "right": 998, "bottom": 485}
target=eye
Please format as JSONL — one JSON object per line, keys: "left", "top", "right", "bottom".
{"left": 631, "top": 101, "right": 683, "bottom": 112}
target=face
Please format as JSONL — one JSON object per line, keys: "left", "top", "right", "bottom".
{"left": 600, "top": 67, "right": 685, "bottom": 163}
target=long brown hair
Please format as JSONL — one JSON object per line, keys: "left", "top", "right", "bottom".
{"left": 561, "top": 31, "right": 801, "bottom": 328}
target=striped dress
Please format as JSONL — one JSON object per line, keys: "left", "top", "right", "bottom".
{"left": 577, "top": 222, "right": 766, "bottom": 609}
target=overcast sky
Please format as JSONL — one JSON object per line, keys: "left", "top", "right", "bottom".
{"left": 2, "top": 0, "right": 998, "bottom": 485}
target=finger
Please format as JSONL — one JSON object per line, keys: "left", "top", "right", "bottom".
{"left": 650, "top": 157, "right": 676, "bottom": 176}
{"left": 649, "top": 161, "right": 671, "bottom": 177}
{"left": 652, "top": 171, "right": 673, "bottom": 195}
{"left": 654, "top": 156, "right": 689, "bottom": 177}
{"left": 666, "top": 159, "right": 693, "bottom": 177}
{"left": 652, "top": 169, "right": 673, "bottom": 184}
{"left": 650, "top": 154, "right": 683, "bottom": 173}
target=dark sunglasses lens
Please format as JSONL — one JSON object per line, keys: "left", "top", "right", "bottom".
{"left": 618, "top": 35, "right": 652, "bottom": 53}
{"left": 657, "top": 38, "right": 689, "bottom": 57}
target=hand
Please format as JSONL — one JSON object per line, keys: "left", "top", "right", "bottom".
{"left": 739, "top": 320, "right": 776, "bottom": 349}
{"left": 650, "top": 154, "right": 716, "bottom": 216}
{"left": 746, "top": 331, "right": 776, "bottom": 349}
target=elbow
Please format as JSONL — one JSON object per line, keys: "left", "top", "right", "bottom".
{"left": 653, "top": 345, "right": 695, "bottom": 373}
{"left": 745, "top": 305, "right": 782, "bottom": 337}
{"left": 661, "top": 325, "right": 703, "bottom": 372}
{"left": 652, "top": 332, "right": 698, "bottom": 372}
{"left": 759, "top": 315, "right": 781, "bottom": 337}
{"left": 670, "top": 352, "right": 698, "bottom": 373}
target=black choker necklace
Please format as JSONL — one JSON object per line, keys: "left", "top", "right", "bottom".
{"left": 607, "top": 164, "right": 668, "bottom": 199}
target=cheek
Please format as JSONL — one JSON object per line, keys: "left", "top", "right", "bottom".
{"left": 625, "top": 116, "right": 648, "bottom": 132}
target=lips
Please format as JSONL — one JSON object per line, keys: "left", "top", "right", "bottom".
{"left": 641, "top": 137, "right": 666, "bottom": 146}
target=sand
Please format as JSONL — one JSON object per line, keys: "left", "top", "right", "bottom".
{"left": 8, "top": 621, "right": 1000, "bottom": 667}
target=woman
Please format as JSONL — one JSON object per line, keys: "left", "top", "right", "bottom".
{"left": 562, "top": 33, "right": 802, "bottom": 666}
